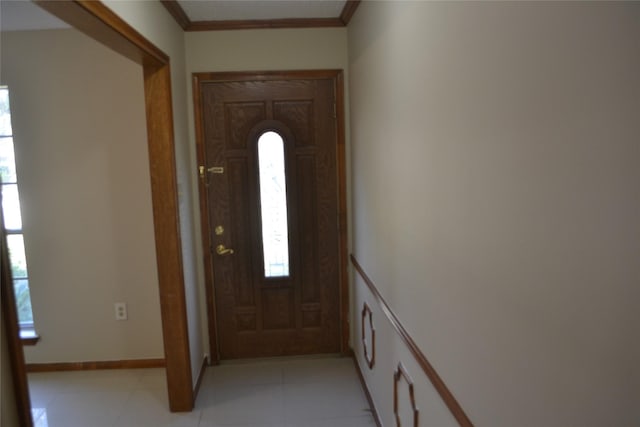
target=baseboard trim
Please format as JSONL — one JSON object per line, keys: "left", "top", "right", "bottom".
{"left": 26, "top": 358, "right": 165, "bottom": 372}
{"left": 193, "top": 355, "right": 208, "bottom": 398}
{"left": 351, "top": 352, "right": 383, "bottom": 427}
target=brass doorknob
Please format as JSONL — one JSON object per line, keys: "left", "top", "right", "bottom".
{"left": 216, "top": 244, "right": 234, "bottom": 256}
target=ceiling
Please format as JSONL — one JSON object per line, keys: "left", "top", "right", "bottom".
{"left": 179, "top": 0, "right": 347, "bottom": 21}
{"left": 0, "top": 0, "right": 360, "bottom": 33}
{"left": 162, "top": 0, "right": 360, "bottom": 31}
{"left": 0, "top": 0, "right": 69, "bottom": 32}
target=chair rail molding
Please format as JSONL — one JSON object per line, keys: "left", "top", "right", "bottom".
{"left": 351, "top": 254, "right": 474, "bottom": 427}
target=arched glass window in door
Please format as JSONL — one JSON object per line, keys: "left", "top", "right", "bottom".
{"left": 257, "top": 131, "right": 290, "bottom": 277}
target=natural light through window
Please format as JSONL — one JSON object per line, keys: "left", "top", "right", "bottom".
{"left": 1, "top": 86, "right": 35, "bottom": 336}
{"left": 257, "top": 131, "right": 290, "bottom": 278}
{"left": 31, "top": 408, "right": 48, "bottom": 426}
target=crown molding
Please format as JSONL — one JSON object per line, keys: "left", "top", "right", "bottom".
{"left": 160, "top": 0, "right": 361, "bottom": 32}
{"left": 340, "top": 0, "right": 361, "bottom": 25}
{"left": 160, "top": 0, "right": 190, "bottom": 30}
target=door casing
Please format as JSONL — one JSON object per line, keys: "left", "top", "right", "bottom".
{"left": 24, "top": 0, "right": 194, "bottom": 413}
{"left": 193, "top": 70, "right": 349, "bottom": 363}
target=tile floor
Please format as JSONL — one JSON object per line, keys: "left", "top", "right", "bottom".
{"left": 28, "top": 356, "right": 376, "bottom": 427}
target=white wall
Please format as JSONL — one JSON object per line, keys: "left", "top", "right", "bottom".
{"left": 185, "top": 27, "right": 351, "bottom": 351}
{"left": 101, "top": 0, "right": 205, "bottom": 385}
{"left": 349, "top": 2, "right": 640, "bottom": 426}
{"left": 1, "top": 29, "right": 163, "bottom": 363}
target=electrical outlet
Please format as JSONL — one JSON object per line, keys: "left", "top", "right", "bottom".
{"left": 114, "top": 302, "right": 127, "bottom": 320}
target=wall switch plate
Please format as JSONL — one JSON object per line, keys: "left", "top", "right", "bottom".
{"left": 115, "top": 302, "right": 127, "bottom": 320}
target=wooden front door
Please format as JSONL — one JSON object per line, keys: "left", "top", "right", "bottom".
{"left": 194, "top": 71, "right": 347, "bottom": 360}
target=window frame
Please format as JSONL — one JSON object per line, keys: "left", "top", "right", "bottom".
{"left": 256, "top": 130, "right": 292, "bottom": 279}
{"left": 0, "top": 85, "right": 38, "bottom": 344}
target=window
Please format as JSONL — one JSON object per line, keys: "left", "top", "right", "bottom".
{"left": 0, "top": 86, "right": 36, "bottom": 337}
{"left": 257, "top": 131, "right": 290, "bottom": 278}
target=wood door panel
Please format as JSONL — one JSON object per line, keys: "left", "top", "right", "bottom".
{"left": 235, "top": 310, "right": 257, "bottom": 332}
{"left": 261, "top": 288, "right": 295, "bottom": 330}
{"left": 301, "top": 302, "right": 322, "bottom": 329}
{"left": 273, "top": 100, "right": 315, "bottom": 147}
{"left": 226, "top": 157, "right": 255, "bottom": 307}
{"left": 224, "top": 102, "right": 266, "bottom": 149}
{"left": 198, "top": 73, "right": 342, "bottom": 360}
{"left": 296, "top": 155, "right": 320, "bottom": 304}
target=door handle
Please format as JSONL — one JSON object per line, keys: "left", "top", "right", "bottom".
{"left": 216, "top": 244, "right": 235, "bottom": 256}
{"left": 199, "top": 166, "right": 225, "bottom": 178}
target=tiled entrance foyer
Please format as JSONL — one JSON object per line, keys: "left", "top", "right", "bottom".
{"left": 28, "top": 356, "right": 376, "bottom": 427}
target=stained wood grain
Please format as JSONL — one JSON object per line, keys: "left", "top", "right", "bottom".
{"left": 33, "top": 0, "right": 194, "bottom": 412}
{"left": 335, "top": 71, "right": 350, "bottom": 355}
{"left": 144, "top": 63, "right": 194, "bottom": 411}
{"left": 340, "top": 0, "right": 362, "bottom": 25}
{"left": 26, "top": 359, "right": 165, "bottom": 372}
{"left": 160, "top": 0, "right": 190, "bottom": 30}
{"left": 1, "top": 200, "right": 33, "bottom": 427}
{"left": 160, "top": 0, "right": 361, "bottom": 31}
{"left": 35, "top": 1, "right": 167, "bottom": 66}
{"left": 194, "top": 71, "right": 347, "bottom": 360}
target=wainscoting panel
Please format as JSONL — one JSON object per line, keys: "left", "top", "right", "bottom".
{"left": 352, "top": 255, "right": 473, "bottom": 427}
{"left": 361, "top": 302, "right": 375, "bottom": 369}
{"left": 394, "top": 362, "right": 419, "bottom": 427}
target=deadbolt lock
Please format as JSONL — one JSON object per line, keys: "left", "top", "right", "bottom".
{"left": 214, "top": 225, "right": 224, "bottom": 235}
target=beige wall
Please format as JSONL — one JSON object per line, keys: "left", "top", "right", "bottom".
{"left": 102, "top": 10, "right": 352, "bottom": 378}
{"left": 349, "top": 2, "right": 640, "bottom": 426}
{"left": 2, "top": 4, "right": 350, "bottom": 391}
{"left": 95, "top": 8, "right": 352, "bottom": 384}
{"left": 1, "top": 29, "right": 163, "bottom": 363}
{"left": 185, "top": 27, "right": 351, "bottom": 351}
{"left": 102, "top": 0, "right": 206, "bottom": 385}
{"left": 186, "top": 28, "right": 348, "bottom": 72}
